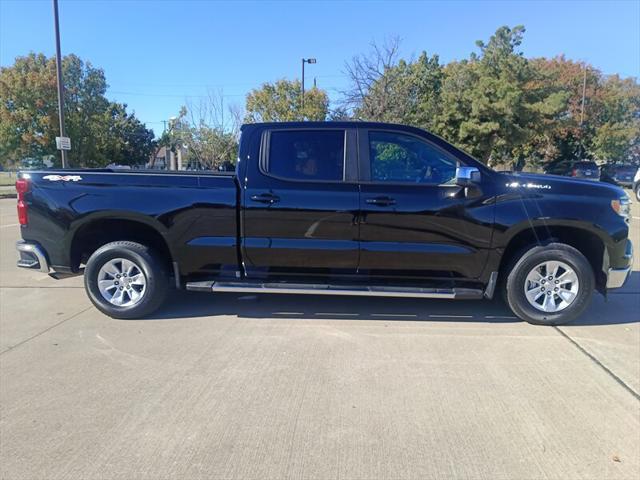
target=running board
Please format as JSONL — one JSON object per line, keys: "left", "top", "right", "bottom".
{"left": 185, "top": 281, "right": 483, "bottom": 300}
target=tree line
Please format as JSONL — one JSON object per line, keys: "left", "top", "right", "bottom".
{"left": 242, "top": 26, "right": 639, "bottom": 171}
{"left": 1, "top": 26, "right": 638, "bottom": 171}
{"left": 0, "top": 53, "right": 155, "bottom": 168}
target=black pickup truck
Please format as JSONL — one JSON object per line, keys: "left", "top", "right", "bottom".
{"left": 16, "top": 122, "right": 633, "bottom": 325}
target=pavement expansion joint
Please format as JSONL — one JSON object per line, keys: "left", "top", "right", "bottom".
{"left": 554, "top": 326, "right": 640, "bottom": 402}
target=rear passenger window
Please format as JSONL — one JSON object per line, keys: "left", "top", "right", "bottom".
{"left": 267, "top": 130, "right": 345, "bottom": 181}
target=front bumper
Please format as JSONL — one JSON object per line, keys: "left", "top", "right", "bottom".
{"left": 16, "top": 241, "right": 50, "bottom": 273}
{"left": 606, "top": 239, "right": 633, "bottom": 289}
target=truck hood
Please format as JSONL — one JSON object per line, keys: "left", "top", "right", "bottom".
{"left": 500, "top": 172, "right": 625, "bottom": 199}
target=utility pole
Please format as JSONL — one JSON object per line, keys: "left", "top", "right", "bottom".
{"left": 580, "top": 64, "right": 587, "bottom": 125}
{"left": 300, "top": 58, "right": 316, "bottom": 116}
{"left": 301, "top": 58, "right": 305, "bottom": 112}
{"left": 52, "top": 0, "right": 68, "bottom": 168}
{"left": 580, "top": 64, "right": 588, "bottom": 159}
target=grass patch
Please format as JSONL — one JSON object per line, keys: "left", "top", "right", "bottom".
{"left": 0, "top": 172, "right": 17, "bottom": 186}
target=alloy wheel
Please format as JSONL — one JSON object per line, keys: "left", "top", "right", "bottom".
{"left": 524, "top": 260, "right": 580, "bottom": 313}
{"left": 97, "top": 258, "right": 147, "bottom": 307}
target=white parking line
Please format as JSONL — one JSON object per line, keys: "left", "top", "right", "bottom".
{"left": 315, "top": 312, "right": 359, "bottom": 316}
{"left": 0, "top": 223, "right": 19, "bottom": 228}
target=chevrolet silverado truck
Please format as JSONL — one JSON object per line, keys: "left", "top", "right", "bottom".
{"left": 15, "top": 122, "right": 633, "bottom": 325}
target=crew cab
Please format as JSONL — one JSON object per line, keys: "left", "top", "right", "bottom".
{"left": 15, "top": 122, "right": 634, "bottom": 325}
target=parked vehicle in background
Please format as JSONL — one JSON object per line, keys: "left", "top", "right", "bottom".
{"left": 601, "top": 163, "right": 637, "bottom": 188}
{"left": 105, "top": 164, "right": 133, "bottom": 170}
{"left": 569, "top": 161, "right": 601, "bottom": 180}
{"left": 20, "top": 157, "right": 54, "bottom": 170}
{"left": 633, "top": 167, "right": 640, "bottom": 201}
{"left": 20, "top": 158, "right": 47, "bottom": 170}
{"left": 14, "top": 122, "right": 633, "bottom": 326}
{"left": 544, "top": 160, "right": 601, "bottom": 180}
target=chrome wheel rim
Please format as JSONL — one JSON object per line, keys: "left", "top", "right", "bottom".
{"left": 524, "top": 260, "right": 580, "bottom": 313}
{"left": 97, "top": 258, "right": 146, "bottom": 307}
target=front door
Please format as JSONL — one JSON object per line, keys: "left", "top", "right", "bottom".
{"left": 357, "top": 128, "right": 494, "bottom": 282}
{"left": 242, "top": 127, "right": 360, "bottom": 280}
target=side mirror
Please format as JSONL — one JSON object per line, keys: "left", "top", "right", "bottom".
{"left": 456, "top": 166, "right": 481, "bottom": 187}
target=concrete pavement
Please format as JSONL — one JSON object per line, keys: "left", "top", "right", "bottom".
{"left": 0, "top": 195, "right": 638, "bottom": 479}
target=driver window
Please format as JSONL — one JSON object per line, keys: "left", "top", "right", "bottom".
{"left": 368, "top": 131, "right": 457, "bottom": 184}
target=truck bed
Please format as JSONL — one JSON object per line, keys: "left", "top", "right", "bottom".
{"left": 20, "top": 169, "right": 240, "bottom": 277}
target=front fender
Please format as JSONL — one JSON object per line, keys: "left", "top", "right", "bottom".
{"left": 492, "top": 192, "right": 621, "bottom": 250}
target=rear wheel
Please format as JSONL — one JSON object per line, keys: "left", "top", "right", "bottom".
{"left": 635, "top": 184, "right": 640, "bottom": 202}
{"left": 84, "top": 241, "right": 169, "bottom": 319}
{"left": 504, "top": 243, "right": 594, "bottom": 325}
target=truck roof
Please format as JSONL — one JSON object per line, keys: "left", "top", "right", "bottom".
{"left": 241, "top": 120, "right": 425, "bottom": 130}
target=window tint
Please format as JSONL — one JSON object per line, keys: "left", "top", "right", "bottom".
{"left": 268, "top": 130, "right": 345, "bottom": 181}
{"left": 369, "top": 131, "right": 457, "bottom": 184}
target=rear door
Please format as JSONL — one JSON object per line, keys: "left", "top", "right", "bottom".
{"left": 357, "top": 128, "right": 494, "bottom": 281}
{"left": 241, "top": 127, "right": 360, "bottom": 280}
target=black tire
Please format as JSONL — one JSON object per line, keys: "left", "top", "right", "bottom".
{"left": 84, "top": 241, "right": 169, "bottom": 319}
{"left": 504, "top": 243, "right": 594, "bottom": 325}
{"left": 635, "top": 184, "right": 640, "bottom": 202}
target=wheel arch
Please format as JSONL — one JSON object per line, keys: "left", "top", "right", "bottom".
{"left": 498, "top": 223, "right": 608, "bottom": 293}
{"left": 69, "top": 214, "right": 174, "bottom": 273}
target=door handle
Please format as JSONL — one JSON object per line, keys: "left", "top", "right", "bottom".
{"left": 250, "top": 193, "right": 280, "bottom": 204}
{"left": 366, "top": 196, "right": 396, "bottom": 206}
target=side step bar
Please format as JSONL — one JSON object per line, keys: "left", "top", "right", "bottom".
{"left": 185, "top": 281, "right": 484, "bottom": 300}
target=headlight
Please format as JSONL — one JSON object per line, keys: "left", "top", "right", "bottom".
{"left": 611, "top": 196, "right": 631, "bottom": 220}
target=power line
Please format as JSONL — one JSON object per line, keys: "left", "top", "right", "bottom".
{"left": 106, "top": 74, "right": 348, "bottom": 89}
{"left": 109, "top": 90, "right": 246, "bottom": 98}
{"left": 109, "top": 88, "right": 342, "bottom": 99}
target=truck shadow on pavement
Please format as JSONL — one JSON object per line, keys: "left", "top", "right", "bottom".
{"left": 142, "top": 272, "right": 639, "bottom": 325}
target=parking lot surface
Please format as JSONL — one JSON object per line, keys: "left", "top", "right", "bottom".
{"left": 1, "top": 196, "right": 639, "bottom": 479}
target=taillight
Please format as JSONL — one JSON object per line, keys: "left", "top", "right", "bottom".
{"left": 571, "top": 169, "right": 578, "bottom": 176}
{"left": 15, "top": 178, "right": 29, "bottom": 225}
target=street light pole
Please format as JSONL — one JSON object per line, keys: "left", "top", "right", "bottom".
{"left": 52, "top": 0, "right": 67, "bottom": 168}
{"left": 300, "top": 58, "right": 316, "bottom": 118}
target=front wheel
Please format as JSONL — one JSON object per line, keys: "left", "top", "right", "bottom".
{"left": 635, "top": 184, "right": 640, "bottom": 202}
{"left": 84, "top": 241, "right": 169, "bottom": 319}
{"left": 504, "top": 243, "right": 594, "bottom": 325}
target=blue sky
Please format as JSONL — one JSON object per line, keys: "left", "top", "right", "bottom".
{"left": 1, "top": 0, "right": 639, "bottom": 137}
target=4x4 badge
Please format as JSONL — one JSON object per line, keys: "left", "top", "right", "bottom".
{"left": 43, "top": 175, "right": 82, "bottom": 182}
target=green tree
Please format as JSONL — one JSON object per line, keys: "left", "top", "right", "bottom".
{"left": 0, "top": 53, "right": 155, "bottom": 168}
{"left": 591, "top": 75, "right": 640, "bottom": 162}
{"left": 0, "top": 53, "right": 59, "bottom": 166}
{"left": 529, "top": 57, "right": 640, "bottom": 167}
{"left": 99, "top": 103, "right": 156, "bottom": 167}
{"left": 245, "top": 79, "right": 329, "bottom": 122}
{"left": 342, "top": 26, "right": 640, "bottom": 171}
{"left": 438, "top": 26, "right": 570, "bottom": 168}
